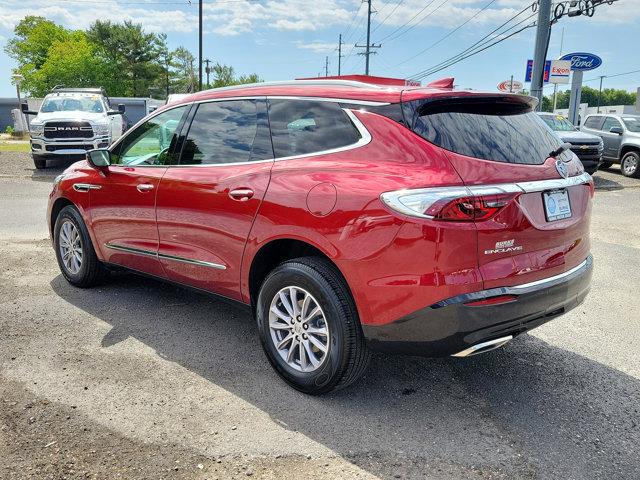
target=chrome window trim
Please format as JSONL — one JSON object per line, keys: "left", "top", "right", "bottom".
{"left": 380, "top": 172, "right": 592, "bottom": 219}
{"left": 104, "top": 243, "right": 227, "bottom": 270}
{"left": 110, "top": 106, "right": 372, "bottom": 169}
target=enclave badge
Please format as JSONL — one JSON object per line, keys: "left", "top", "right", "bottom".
{"left": 555, "top": 159, "right": 568, "bottom": 179}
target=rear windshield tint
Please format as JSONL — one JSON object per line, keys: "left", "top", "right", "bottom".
{"left": 403, "top": 96, "right": 563, "bottom": 165}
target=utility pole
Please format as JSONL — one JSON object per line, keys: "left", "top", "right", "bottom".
{"left": 338, "top": 34, "right": 344, "bottom": 76}
{"left": 325, "top": 56, "right": 329, "bottom": 77}
{"left": 597, "top": 75, "right": 605, "bottom": 113}
{"left": 530, "top": 0, "right": 552, "bottom": 110}
{"left": 198, "top": 0, "right": 203, "bottom": 91}
{"left": 355, "top": 0, "right": 381, "bottom": 75}
{"left": 552, "top": 26, "right": 564, "bottom": 112}
{"left": 204, "top": 58, "right": 211, "bottom": 88}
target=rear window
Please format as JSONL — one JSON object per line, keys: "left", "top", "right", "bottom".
{"left": 268, "top": 100, "right": 361, "bottom": 158}
{"left": 404, "top": 96, "right": 563, "bottom": 165}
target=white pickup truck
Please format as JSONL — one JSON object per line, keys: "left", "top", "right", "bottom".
{"left": 22, "top": 87, "right": 127, "bottom": 169}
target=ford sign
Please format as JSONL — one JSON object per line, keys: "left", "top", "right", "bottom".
{"left": 559, "top": 52, "right": 602, "bottom": 71}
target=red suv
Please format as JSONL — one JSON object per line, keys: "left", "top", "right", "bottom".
{"left": 48, "top": 77, "right": 593, "bottom": 394}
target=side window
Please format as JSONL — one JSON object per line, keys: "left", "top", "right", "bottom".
{"left": 179, "top": 99, "right": 272, "bottom": 165}
{"left": 268, "top": 100, "right": 361, "bottom": 158}
{"left": 602, "top": 117, "right": 622, "bottom": 132}
{"left": 583, "top": 116, "right": 603, "bottom": 130}
{"left": 112, "top": 106, "right": 188, "bottom": 166}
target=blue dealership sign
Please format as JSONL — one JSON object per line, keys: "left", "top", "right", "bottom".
{"left": 525, "top": 59, "right": 551, "bottom": 82}
{"left": 559, "top": 52, "right": 602, "bottom": 71}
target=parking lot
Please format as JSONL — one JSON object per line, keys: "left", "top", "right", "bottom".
{"left": 1, "top": 151, "right": 639, "bottom": 479}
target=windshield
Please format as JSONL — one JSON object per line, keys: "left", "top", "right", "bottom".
{"left": 41, "top": 96, "right": 104, "bottom": 113}
{"left": 622, "top": 117, "right": 640, "bottom": 132}
{"left": 540, "top": 114, "right": 577, "bottom": 132}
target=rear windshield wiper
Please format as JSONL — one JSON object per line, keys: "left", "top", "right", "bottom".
{"left": 549, "top": 142, "right": 572, "bottom": 158}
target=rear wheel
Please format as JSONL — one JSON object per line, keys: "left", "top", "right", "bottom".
{"left": 33, "top": 156, "right": 47, "bottom": 169}
{"left": 621, "top": 151, "right": 640, "bottom": 178}
{"left": 255, "top": 257, "right": 370, "bottom": 395}
{"left": 54, "top": 205, "right": 108, "bottom": 287}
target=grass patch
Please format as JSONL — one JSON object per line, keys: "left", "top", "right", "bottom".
{"left": 0, "top": 142, "right": 31, "bottom": 153}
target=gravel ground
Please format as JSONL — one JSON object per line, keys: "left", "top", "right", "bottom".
{"left": 0, "top": 152, "right": 639, "bottom": 479}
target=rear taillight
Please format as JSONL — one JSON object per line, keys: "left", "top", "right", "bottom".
{"left": 380, "top": 187, "right": 519, "bottom": 222}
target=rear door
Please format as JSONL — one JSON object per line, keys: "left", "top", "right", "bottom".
{"left": 403, "top": 95, "right": 593, "bottom": 289}
{"left": 155, "top": 98, "right": 274, "bottom": 301}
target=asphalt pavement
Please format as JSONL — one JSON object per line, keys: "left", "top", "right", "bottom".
{"left": 0, "top": 152, "right": 639, "bottom": 479}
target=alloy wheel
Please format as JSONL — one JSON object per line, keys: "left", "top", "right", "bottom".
{"left": 59, "top": 220, "right": 83, "bottom": 275}
{"left": 268, "top": 286, "right": 330, "bottom": 372}
{"left": 622, "top": 155, "right": 638, "bottom": 176}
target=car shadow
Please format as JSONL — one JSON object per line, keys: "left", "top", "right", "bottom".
{"left": 593, "top": 171, "right": 625, "bottom": 191}
{"left": 29, "top": 158, "right": 78, "bottom": 183}
{"left": 50, "top": 272, "right": 640, "bottom": 479}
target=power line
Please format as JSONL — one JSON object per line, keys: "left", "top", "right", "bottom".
{"left": 408, "top": 7, "right": 537, "bottom": 80}
{"left": 391, "top": 0, "right": 498, "bottom": 68}
{"left": 343, "top": 2, "right": 365, "bottom": 42}
{"left": 377, "top": 0, "right": 438, "bottom": 43}
{"left": 355, "top": 0, "right": 381, "bottom": 75}
{"left": 371, "top": 0, "right": 405, "bottom": 34}
{"left": 584, "top": 68, "right": 640, "bottom": 82}
{"left": 411, "top": 22, "right": 536, "bottom": 80}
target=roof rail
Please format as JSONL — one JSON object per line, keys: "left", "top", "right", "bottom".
{"left": 196, "top": 79, "right": 385, "bottom": 95}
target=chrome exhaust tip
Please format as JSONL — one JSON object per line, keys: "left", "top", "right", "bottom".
{"left": 451, "top": 335, "right": 513, "bottom": 358}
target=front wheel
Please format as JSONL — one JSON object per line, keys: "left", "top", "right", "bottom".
{"left": 621, "top": 151, "right": 640, "bottom": 178}
{"left": 255, "top": 257, "right": 370, "bottom": 395}
{"left": 54, "top": 205, "right": 108, "bottom": 287}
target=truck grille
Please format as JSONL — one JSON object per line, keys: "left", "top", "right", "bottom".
{"left": 44, "top": 121, "right": 93, "bottom": 139}
{"left": 570, "top": 144, "right": 600, "bottom": 157}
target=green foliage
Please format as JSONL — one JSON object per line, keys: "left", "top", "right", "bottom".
{"left": 5, "top": 126, "right": 14, "bottom": 135}
{"left": 543, "top": 86, "right": 637, "bottom": 112}
{"left": 5, "top": 16, "right": 261, "bottom": 99}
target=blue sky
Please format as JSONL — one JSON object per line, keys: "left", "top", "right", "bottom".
{"left": 1, "top": 0, "right": 639, "bottom": 98}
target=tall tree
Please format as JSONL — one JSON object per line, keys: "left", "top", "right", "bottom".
{"left": 169, "top": 47, "right": 197, "bottom": 93}
{"left": 88, "top": 20, "right": 164, "bottom": 97}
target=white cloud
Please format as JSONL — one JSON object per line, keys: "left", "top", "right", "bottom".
{"left": 295, "top": 40, "right": 337, "bottom": 54}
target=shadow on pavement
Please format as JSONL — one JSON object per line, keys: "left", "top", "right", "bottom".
{"left": 51, "top": 272, "right": 640, "bottom": 480}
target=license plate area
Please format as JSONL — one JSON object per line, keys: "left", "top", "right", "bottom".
{"left": 543, "top": 188, "right": 572, "bottom": 222}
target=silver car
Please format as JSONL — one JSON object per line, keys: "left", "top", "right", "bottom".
{"left": 581, "top": 114, "right": 640, "bottom": 178}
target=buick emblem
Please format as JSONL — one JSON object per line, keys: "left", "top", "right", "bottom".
{"left": 555, "top": 159, "right": 569, "bottom": 179}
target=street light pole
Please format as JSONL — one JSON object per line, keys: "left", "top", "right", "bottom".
{"left": 597, "top": 75, "right": 605, "bottom": 113}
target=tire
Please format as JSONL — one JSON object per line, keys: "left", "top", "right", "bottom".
{"left": 53, "top": 205, "right": 108, "bottom": 287}
{"left": 600, "top": 161, "right": 613, "bottom": 169}
{"left": 255, "top": 257, "right": 370, "bottom": 395}
{"left": 33, "top": 156, "right": 47, "bottom": 169}
{"left": 620, "top": 151, "right": 640, "bottom": 178}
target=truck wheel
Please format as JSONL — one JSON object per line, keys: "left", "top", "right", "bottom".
{"left": 255, "top": 257, "right": 370, "bottom": 395}
{"left": 33, "top": 156, "right": 47, "bottom": 169}
{"left": 621, "top": 151, "right": 640, "bottom": 178}
{"left": 54, "top": 205, "right": 109, "bottom": 287}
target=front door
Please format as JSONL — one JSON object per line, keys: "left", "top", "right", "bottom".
{"left": 89, "top": 105, "right": 190, "bottom": 277}
{"left": 600, "top": 116, "right": 623, "bottom": 159}
{"left": 155, "top": 98, "right": 274, "bottom": 301}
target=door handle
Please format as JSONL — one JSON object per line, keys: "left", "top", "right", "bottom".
{"left": 229, "top": 188, "right": 254, "bottom": 201}
{"left": 137, "top": 184, "right": 154, "bottom": 192}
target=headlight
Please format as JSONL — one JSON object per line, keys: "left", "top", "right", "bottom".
{"left": 93, "top": 123, "right": 110, "bottom": 136}
{"left": 30, "top": 124, "right": 44, "bottom": 136}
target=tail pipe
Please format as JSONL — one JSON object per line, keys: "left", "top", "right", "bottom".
{"left": 451, "top": 335, "right": 513, "bottom": 358}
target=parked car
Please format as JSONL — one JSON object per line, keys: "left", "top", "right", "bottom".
{"left": 47, "top": 78, "right": 594, "bottom": 394}
{"left": 538, "top": 112, "right": 603, "bottom": 174}
{"left": 581, "top": 113, "right": 640, "bottom": 178}
{"left": 22, "top": 87, "right": 126, "bottom": 170}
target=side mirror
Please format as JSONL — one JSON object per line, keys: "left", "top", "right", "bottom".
{"left": 20, "top": 103, "right": 37, "bottom": 115}
{"left": 107, "top": 104, "right": 126, "bottom": 116}
{"left": 87, "top": 148, "right": 110, "bottom": 167}
{"left": 609, "top": 126, "right": 623, "bottom": 135}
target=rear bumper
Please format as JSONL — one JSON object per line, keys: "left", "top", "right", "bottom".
{"left": 362, "top": 255, "right": 593, "bottom": 356}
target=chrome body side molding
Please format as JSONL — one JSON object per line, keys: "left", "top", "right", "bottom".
{"left": 104, "top": 243, "right": 226, "bottom": 270}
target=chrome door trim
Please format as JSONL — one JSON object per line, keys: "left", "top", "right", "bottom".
{"left": 104, "top": 243, "right": 227, "bottom": 270}
{"left": 73, "top": 183, "right": 102, "bottom": 192}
